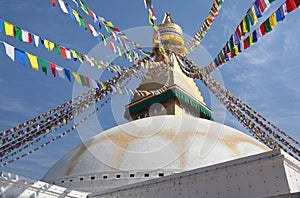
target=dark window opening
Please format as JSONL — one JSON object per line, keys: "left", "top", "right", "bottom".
{"left": 159, "top": 173, "right": 164, "bottom": 177}
{"left": 91, "top": 176, "right": 95, "bottom": 180}
{"left": 116, "top": 174, "right": 121, "bottom": 178}
{"left": 69, "top": 179, "right": 73, "bottom": 182}
{"left": 103, "top": 175, "right": 108, "bottom": 179}
{"left": 61, "top": 180, "right": 64, "bottom": 183}
{"left": 144, "top": 173, "right": 149, "bottom": 177}
{"left": 130, "top": 174, "right": 135, "bottom": 177}
{"left": 80, "top": 178, "right": 83, "bottom": 181}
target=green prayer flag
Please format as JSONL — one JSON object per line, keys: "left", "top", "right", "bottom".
{"left": 265, "top": 19, "right": 272, "bottom": 33}
{"left": 79, "top": 74, "right": 86, "bottom": 86}
{"left": 55, "top": 45, "right": 60, "bottom": 54}
{"left": 245, "top": 15, "right": 251, "bottom": 33}
{"left": 15, "top": 27, "right": 22, "bottom": 41}
{"left": 39, "top": 58, "right": 47, "bottom": 75}
{"left": 268, "top": 0, "right": 275, "bottom": 3}
{"left": 79, "top": 16, "right": 87, "bottom": 29}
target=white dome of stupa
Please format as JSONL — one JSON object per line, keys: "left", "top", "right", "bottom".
{"left": 42, "top": 115, "right": 270, "bottom": 192}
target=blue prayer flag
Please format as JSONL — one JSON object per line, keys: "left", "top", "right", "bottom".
{"left": 15, "top": 48, "right": 27, "bottom": 67}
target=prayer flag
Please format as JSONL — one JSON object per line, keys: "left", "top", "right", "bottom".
{"left": 295, "top": 0, "right": 300, "bottom": 7}
{"left": 27, "top": 53, "right": 39, "bottom": 71}
{"left": 39, "top": 58, "right": 47, "bottom": 75}
{"left": 15, "top": 48, "right": 27, "bottom": 66}
{"left": 286, "top": 0, "right": 297, "bottom": 12}
{"left": 264, "top": 19, "right": 272, "bottom": 33}
{"left": 72, "top": 72, "right": 81, "bottom": 84}
{"left": 50, "top": 0, "right": 56, "bottom": 7}
{"left": 79, "top": 74, "right": 86, "bottom": 86}
{"left": 0, "top": 19, "right": 4, "bottom": 32}
{"left": 259, "top": 23, "right": 266, "bottom": 36}
{"left": 44, "top": 40, "right": 55, "bottom": 51}
{"left": 252, "top": 30, "right": 258, "bottom": 43}
{"left": 258, "top": 0, "right": 267, "bottom": 12}
{"left": 58, "top": 0, "right": 68, "bottom": 13}
{"left": 85, "top": 76, "right": 90, "bottom": 88}
{"left": 250, "top": 5, "right": 259, "bottom": 25}
{"left": 65, "top": 49, "right": 71, "bottom": 59}
{"left": 68, "top": 5, "right": 75, "bottom": 20}
{"left": 64, "top": 68, "right": 71, "bottom": 81}
{"left": 269, "top": 13, "right": 277, "bottom": 26}
{"left": 15, "top": 27, "right": 22, "bottom": 41}
{"left": 254, "top": 0, "right": 263, "bottom": 18}
{"left": 3, "top": 42, "right": 15, "bottom": 61}
{"left": 276, "top": 8, "right": 284, "bottom": 21}
{"left": 60, "top": 46, "right": 67, "bottom": 58}
{"left": 55, "top": 66, "right": 65, "bottom": 79}
{"left": 4, "top": 21, "right": 15, "bottom": 37}
{"left": 49, "top": 63, "right": 56, "bottom": 77}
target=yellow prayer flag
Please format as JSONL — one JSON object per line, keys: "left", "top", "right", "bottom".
{"left": 98, "top": 81, "right": 106, "bottom": 90}
{"left": 105, "top": 21, "right": 114, "bottom": 27}
{"left": 234, "top": 46, "right": 239, "bottom": 55}
{"left": 72, "top": 9, "right": 80, "bottom": 24}
{"left": 44, "top": 40, "right": 55, "bottom": 51}
{"left": 4, "top": 21, "right": 15, "bottom": 37}
{"left": 242, "top": 19, "right": 248, "bottom": 34}
{"left": 117, "top": 46, "right": 122, "bottom": 57}
{"left": 70, "top": 50, "right": 78, "bottom": 59}
{"left": 27, "top": 53, "right": 39, "bottom": 71}
{"left": 249, "top": 34, "right": 253, "bottom": 46}
{"left": 269, "top": 13, "right": 277, "bottom": 27}
{"left": 249, "top": 8, "right": 258, "bottom": 25}
{"left": 72, "top": 71, "right": 81, "bottom": 84}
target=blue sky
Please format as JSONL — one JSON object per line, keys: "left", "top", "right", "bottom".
{"left": 0, "top": 0, "right": 299, "bottom": 179}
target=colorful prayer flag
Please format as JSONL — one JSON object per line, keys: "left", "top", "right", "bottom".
{"left": 27, "top": 53, "right": 39, "bottom": 71}
{"left": 4, "top": 21, "right": 15, "bottom": 37}
{"left": 3, "top": 42, "right": 15, "bottom": 61}
{"left": 15, "top": 48, "right": 27, "bottom": 66}
{"left": 286, "top": 0, "right": 297, "bottom": 13}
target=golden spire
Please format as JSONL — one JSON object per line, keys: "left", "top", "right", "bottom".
{"left": 161, "top": 12, "right": 174, "bottom": 24}
{"left": 152, "top": 12, "right": 186, "bottom": 56}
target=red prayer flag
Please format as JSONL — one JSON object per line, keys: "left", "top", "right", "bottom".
{"left": 107, "top": 40, "right": 115, "bottom": 52}
{"left": 286, "top": 0, "right": 297, "bottom": 12}
{"left": 295, "top": 0, "right": 300, "bottom": 7}
{"left": 259, "top": 23, "right": 266, "bottom": 36}
{"left": 258, "top": 0, "right": 267, "bottom": 12}
{"left": 28, "top": 33, "right": 32, "bottom": 43}
{"left": 50, "top": 0, "right": 56, "bottom": 7}
{"left": 243, "top": 39, "right": 249, "bottom": 50}
{"left": 236, "top": 26, "right": 242, "bottom": 40}
{"left": 49, "top": 63, "right": 56, "bottom": 77}
{"left": 84, "top": 19, "right": 93, "bottom": 34}
{"left": 60, "top": 47, "right": 67, "bottom": 58}
{"left": 87, "top": 8, "right": 95, "bottom": 20}
{"left": 85, "top": 77, "right": 90, "bottom": 88}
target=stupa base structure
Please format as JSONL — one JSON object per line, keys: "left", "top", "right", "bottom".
{"left": 89, "top": 149, "right": 300, "bottom": 198}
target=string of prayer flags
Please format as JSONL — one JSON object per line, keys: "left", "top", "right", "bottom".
{"left": 0, "top": 41, "right": 105, "bottom": 89}
{"left": 0, "top": 75, "right": 135, "bottom": 165}
{"left": 202, "top": 0, "right": 299, "bottom": 74}
{"left": 53, "top": 0, "right": 148, "bottom": 63}
{"left": 0, "top": 19, "right": 149, "bottom": 75}
{"left": 72, "top": 0, "right": 152, "bottom": 58}
{"left": 186, "top": 0, "right": 225, "bottom": 51}
{"left": 178, "top": 56, "right": 300, "bottom": 161}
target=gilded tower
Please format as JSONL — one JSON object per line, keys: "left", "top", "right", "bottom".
{"left": 124, "top": 13, "right": 212, "bottom": 121}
